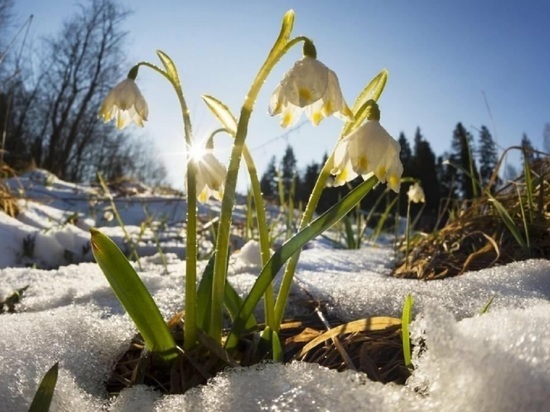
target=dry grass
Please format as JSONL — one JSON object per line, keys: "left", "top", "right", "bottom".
{"left": 0, "top": 165, "right": 19, "bottom": 217}
{"left": 394, "top": 157, "right": 550, "bottom": 279}
{"left": 106, "top": 308, "right": 409, "bottom": 396}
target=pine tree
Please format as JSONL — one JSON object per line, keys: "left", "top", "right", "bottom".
{"left": 409, "top": 128, "right": 440, "bottom": 229}
{"left": 398, "top": 132, "right": 413, "bottom": 174}
{"left": 477, "top": 125, "right": 500, "bottom": 189}
{"left": 260, "top": 155, "right": 278, "bottom": 200}
{"left": 280, "top": 145, "right": 298, "bottom": 199}
{"left": 521, "top": 133, "right": 536, "bottom": 165}
{"left": 450, "top": 123, "right": 479, "bottom": 199}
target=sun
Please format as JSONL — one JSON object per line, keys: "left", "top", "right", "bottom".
{"left": 187, "top": 143, "right": 207, "bottom": 163}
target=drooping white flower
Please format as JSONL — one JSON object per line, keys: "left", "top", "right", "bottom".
{"left": 332, "top": 120, "right": 403, "bottom": 193}
{"left": 407, "top": 182, "right": 426, "bottom": 203}
{"left": 192, "top": 150, "right": 226, "bottom": 203}
{"left": 269, "top": 56, "right": 353, "bottom": 128}
{"left": 99, "top": 79, "right": 149, "bottom": 129}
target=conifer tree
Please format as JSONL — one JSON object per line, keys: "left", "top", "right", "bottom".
{"left": 477, "top": 125, "right": 499, "bottom": 189}
{"left": 260, "top": 155, "right": 278, "bottom": 200}
{"left": 409, "top": 128, "right": 440, "bottom": 228}
{"left": 450, "top": 123, "right": 479, "bottom": 199}
{"left": 280, "top": 144, "right": 299, "bottom": 200}
{"left": 521, "top": 133, "right": 536, "bottom": 165}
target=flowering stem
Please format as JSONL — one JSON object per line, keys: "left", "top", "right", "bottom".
{"left": 208, "top": 129, "right": 275, "bottom": 328}
{"left": 273, "top": 153, "right": 335, "bottom": 328}
{"left": 242, "top": 145, "right": 275, "bottom": 328}
{"left": 135, "top": 61, "right": 198, "bottom": 350}
{"left": 209, "top": 26, "right": 309, "bottom": 340}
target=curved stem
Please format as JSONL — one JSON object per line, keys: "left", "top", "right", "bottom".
{"left": 136, "top": 61, "right": 198, "bottom": 350}
{"left": 209, "top": 35, "right": 308, "bottom": 341}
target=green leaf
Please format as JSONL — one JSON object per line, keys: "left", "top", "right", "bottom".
{"left": 156, "top": 50, "right": 181, "bottom": 85}
{"left": 201, "top": 95, "right": 238, "bottom": 136}
{"left": 29, "top": 362, "right": 58, "bottom": 412}
{"left": 278, "top": 10, "right": 295, "bottom": 44}
{"left": 341, "top": 69, "right": 388, "bottom": 137}
{"left": 196, "top": 252, "right": 257, "bottom": 332}
{"left": 401, "top": 294, "right": 414, "bottom": 368}
{"left": 90, "top": 228, "right": 178, "bottom": 362}
{"left": 225, "top": 175, "right": 378, "bottom": 351}
{"left": 272, "top": 330, "right": 283, "bottom": 362}
{"left": 351, "top": 69, "right": 388, "bottom": 113}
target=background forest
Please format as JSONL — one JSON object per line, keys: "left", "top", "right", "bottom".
{"left": 2, "top": 0, "right": 549, "bottom": 230}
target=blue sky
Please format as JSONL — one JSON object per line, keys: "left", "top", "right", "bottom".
{"left": 14, "top": 1, "right": 550, "bottom": 190}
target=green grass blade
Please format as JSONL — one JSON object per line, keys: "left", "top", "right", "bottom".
{"left": 487, "top": 195, "right": 528, "bottom": 249}
{"left": 343, "top": 214, "right": 356, "bottom": 249}
{"left": 401, "top": 294, "right": 414, "bottom": 368}
{"left": 90, "top": 228, "right": 178, "bottom": 362}
{"left": 28, "top": 362, "right": 58, "bottom": 412}
{"left": 225, "top": 175, "right": 378, "bottom": 351}
{"left": 480, "top": 296, "right": 495, "bottom": 315}
{"left": 522, "top": 154, "right": 534, "bottom": 224}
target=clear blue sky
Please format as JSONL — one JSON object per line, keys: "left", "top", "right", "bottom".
{"left": 14, "top": 0, "right": 550, "bottom": 190}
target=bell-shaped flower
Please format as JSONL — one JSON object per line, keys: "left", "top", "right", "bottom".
{"left": 332, "top": 120, "right": 403, "bottom": 193}
{"left": 407, "top": 182, "right": 426, "bottom": 203}
{"left": 269, "top": 56, "right": 353, "bottom": 128}
{"left": 99, "top": 79, "right": 149, "bottom": 129}
{"left": 192, "top": 150, "right": 226, "bottom": 203}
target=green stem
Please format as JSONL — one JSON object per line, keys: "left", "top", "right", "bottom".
{"left": 273, "top": 153, "right": 334, "bottom": 328}
{"left": 242, "top": 145, "right": 275, "bottom": 329}
{"left": 209, "top": 34, "right": 308, "bottom": 341}
{"left": 208, "top": 128, "right": 275, "bottom": 329}
{"left": 136, "top": 61, "right": 197, "bottom": 350}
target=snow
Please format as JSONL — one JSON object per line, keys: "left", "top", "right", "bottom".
{"left": 1, "top": 169, "right": 549, "bottom": 411}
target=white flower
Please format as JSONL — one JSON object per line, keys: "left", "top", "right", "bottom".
{"left": 193, "top": 150, "right": 226, "bottom": 203}
{"left": 99, "top": 79, "right": 149, "bottom": 129}
{"left": 269, "top": 56, "right": 353, "bottom": 127}
{"left": 407, "top": 182, "right": 426, "bottom": 203}
{"left": 332, "top": 120, "right": 403, "bottom": 193}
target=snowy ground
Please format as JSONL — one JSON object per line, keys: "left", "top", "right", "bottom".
{"left": 1, "top": 170, "right": 549, "bottom": 411}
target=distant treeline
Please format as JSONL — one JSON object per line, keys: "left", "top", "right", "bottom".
{"left": 260, "top": 124, "right": 544, "bottom": 231}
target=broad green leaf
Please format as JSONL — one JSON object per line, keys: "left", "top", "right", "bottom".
{"left": 90, "top": 228, "right": 178, "bottom": 362}
{"left": 202, "top": 95, "right": 238, "bottom": 135}
{"left": 225, "top": 175, "right": 378, "bottom": 351}
{"left": 29, "top": 362, "right": 58, "bottom": 412}
{"left": 156, "top": 50, "right": 180, "bottom": 85}
{"left": 401, "top": 294, "right": 414, "bottom": 368}
{"left": 196, "top": 252, "right": 257, "bottom": 332}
